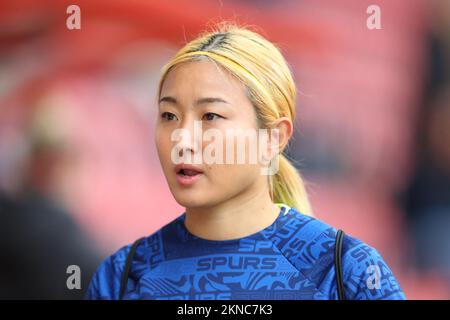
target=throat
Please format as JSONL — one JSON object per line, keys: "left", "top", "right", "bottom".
{"left": 183, "top": 202, "right": 281, "bottom": 241}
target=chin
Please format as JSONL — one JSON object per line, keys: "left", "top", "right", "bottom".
{"left": 173, "top": 192, "right": 210, "bottom": 208}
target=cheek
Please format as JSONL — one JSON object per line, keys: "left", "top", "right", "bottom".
{"left": 155, "top": 129, "right": 173, "bottom": 164}
{"left": 207, "top": 128, "right": 260, "bottom": 162}
{"left": 208, "top": 163, "right": 261, "bottom": 189}
{"left": 201, "top": 125, "right": 263, "bottom": 180}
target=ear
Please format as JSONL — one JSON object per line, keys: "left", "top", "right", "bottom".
{"left": 268, "top": 117, "right": 293, "bottom": 157}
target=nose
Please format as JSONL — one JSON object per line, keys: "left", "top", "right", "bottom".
{"left": 173, "top": 118, "right": 202, "bottom": 162}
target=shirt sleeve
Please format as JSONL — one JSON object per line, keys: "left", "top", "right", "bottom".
{"left": 341, "top": 238, "right": 406, "bottom": 300}
{"left": 84, "top": 245, "right": 131, "bottom": 300}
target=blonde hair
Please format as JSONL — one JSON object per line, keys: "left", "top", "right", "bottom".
{"left": 157, "top": 23, "right": 313, "bottom": 216}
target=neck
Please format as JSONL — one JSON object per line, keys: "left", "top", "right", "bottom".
{"left": 184, "top": 180, "right": 280, "bottom": 241}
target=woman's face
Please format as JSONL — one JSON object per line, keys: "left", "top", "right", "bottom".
{"left": 155, "top": 60, "right": 270, "bottom": 208}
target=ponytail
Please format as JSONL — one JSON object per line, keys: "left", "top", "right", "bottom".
{"left": 269, "top": 154, "right": 313, "bottom": 216}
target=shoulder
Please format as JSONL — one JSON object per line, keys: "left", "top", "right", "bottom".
{"left": 273, "top": 207, "right": 406, "bottom": 299}
{"left": 340, "top": 233, "right": 406, "bottom": 299}
{"left": 84, "top": 242, "right": 133, "bottom": 299}
{"left": 85, "top": 214, "right": 181, "bottom": 300}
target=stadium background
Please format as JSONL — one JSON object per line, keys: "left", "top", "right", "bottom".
{"left": 0, "top": 0, "right": 449, "bottom": 299}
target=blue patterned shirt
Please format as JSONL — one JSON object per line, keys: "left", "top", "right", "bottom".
{"left": 86, "top": 205, "right": 406, "bottom": 300}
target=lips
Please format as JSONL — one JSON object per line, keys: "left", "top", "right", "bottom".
{"left": 179, "top": 169, "right": 200, "bottom": 176}
{"left": 174, "top": 163, "right": 204, "bottom": 186}
{"left": 175, "top": 163, "right": 203, "bottom": 175}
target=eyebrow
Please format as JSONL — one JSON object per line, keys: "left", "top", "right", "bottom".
{"left": 159, "top": 96, "right": 230, "bottom": 106}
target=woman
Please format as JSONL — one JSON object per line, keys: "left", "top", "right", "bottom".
{"left": 86, "top": 23, "right": 405, "bottom": 300}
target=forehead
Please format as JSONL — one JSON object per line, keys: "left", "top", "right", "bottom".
{"left": 160, "top": 60, "right": 247, "bottom": 99}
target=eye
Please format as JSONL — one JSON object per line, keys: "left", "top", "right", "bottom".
{"left": 161, "top": 112, "right": 178, "bottom": 121}
{"left": 202, "top": 112, "right": 223, "bottom": 121}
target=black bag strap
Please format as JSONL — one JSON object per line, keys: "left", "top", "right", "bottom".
{"left": 334, "top": 229, "right": 346, "bottom": 300}
{"left": 119, "top": 237, "right": 145, "bottom": 300}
